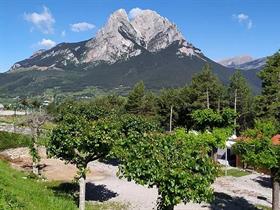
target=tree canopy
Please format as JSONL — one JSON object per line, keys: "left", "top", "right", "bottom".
{"left": 115, "top": 128, "right": 218, "bottom": 210}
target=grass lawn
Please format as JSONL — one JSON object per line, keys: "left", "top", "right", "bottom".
{"left": 222, "top": 168, "right": 251, "bottom": 177}
{"left": 255, "top": 204, "right": 272, "bottom": 210}
{"left": 0, "top": 160, "right": 128, "bottom": 210}
{"left": 0, "top": 131, "right": 31, "bottom": 151}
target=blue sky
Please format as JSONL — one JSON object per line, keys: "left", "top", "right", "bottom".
{"left": 1, "top": 0, "right": 280, "bottom": 72}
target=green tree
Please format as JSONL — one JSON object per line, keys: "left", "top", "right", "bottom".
{"left": 191, "top": 108, "right": 236, "bottom": 131}
{"left": 115, "top": 128, "right": 218, "bottom": 210}
{"left": 191, "top": 108, "right": 234, "bottom": 161}
{"left": 157, "top": 88, "right": 183, "bottom": 130}
{"left": 189, "top": 64, "right": 226, "bottom": 110}
{"left": 26, "top": 112, "right": 49, "bottom": 175}
{"left": 125, "top": 81, "right": 157, "bottom": 116}
{"left": 257, "top": 51, "right": 280, "bottom": 121}
{"left": 48, "top": 113, "right": 119, "bottom": 210}
{"left": 228, "top": 70, "right": 255, "bottom": 132}
{"left": 233, "top": 120, "right": 280, "bottom": 210}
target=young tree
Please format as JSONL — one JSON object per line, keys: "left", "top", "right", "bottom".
{"left": 26, "top": 112, "right": 49, "bottom": 175}
{"left": 233, "top": 120, "right": 280, "bottom": 210}
{"left": 48, "top": 113, "right": 119, "bottom": 210}
{"left": 115, "top": 128, "right": 218, "bottom": 210}
{"left": 257, "top": 51, "right": 280, "bottom": 121}
{"left": 228, "top": 70, "right": 255, "bottom": 132}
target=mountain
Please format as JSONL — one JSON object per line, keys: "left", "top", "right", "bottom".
{"left": 9, "top": 9, "right": 203, "bottom": 72}
{"left": 1, "top": 9, "right": 260, "bottom": 97}
{"left": 232, "top": 57, "right": 267, "bottom": 71}
{"left": 218, "top": 56, "right": 254, "bottom": 68}
{"left": 219, "top": 56, "right": 267, "bottom": 71}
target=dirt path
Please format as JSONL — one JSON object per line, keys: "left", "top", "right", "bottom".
{"left": 0, "top": 147, "right": 272, "bottom": 210}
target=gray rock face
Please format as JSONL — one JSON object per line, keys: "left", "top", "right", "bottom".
{"left": 219, "top": 56, "right": 267, "bottom": 71}
{"left": 235, "top": 57, "right": 267, "bottom": 70}
{"left": 218, "top": 56, "right": 254, "bottom": 68}
{"left": 9, "top": 8, "right": 202, "bottom": 71}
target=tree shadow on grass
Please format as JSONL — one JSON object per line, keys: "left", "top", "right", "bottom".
{"left": 252, "top": 176, "right": 272, "bottom": 188}
{"left": 49, "top": 182, "right": 79, "bottom": 205}
{"left": 86, "top": 182, "right": 118, "bottom": 201}
{"left": 210, "top": 192, "right": 258, "bottom": 210}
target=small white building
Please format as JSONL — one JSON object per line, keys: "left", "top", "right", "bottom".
{"left": 0, "top": 104, "right": 4, "bottom": 111}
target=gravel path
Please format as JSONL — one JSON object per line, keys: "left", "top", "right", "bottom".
{"left": 87, "top": 162, "right": 272, "bottom": 210}
{"left": 0, "top": 147, "right": 273, "bottom": 210}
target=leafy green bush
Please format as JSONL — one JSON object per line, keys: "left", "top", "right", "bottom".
{"left": 0, "top": 131, "right": 31, "bottom": 151}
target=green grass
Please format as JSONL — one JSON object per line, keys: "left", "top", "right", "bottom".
{"left": 255, "top": 204, "right": 272, "bottom": 210}
{"left": 86, "top": 201, "right": 129, "bottom": 210}
{"left": 0, "top": 115, "right": 27, "bottom": 125}
{"left": 223, "top": 168, "right": 251, "bottom": 177}
{"left": 0, "top": 160, "right": 77, "bottom": 210}
{"left": 0, "top": 131, "right": 31, "bottom": 151}
{"left": 0, "top": 160, "right": 129, "bottom": 210}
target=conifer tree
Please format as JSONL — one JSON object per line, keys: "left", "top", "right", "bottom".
{"left": 257, "top": 51, "right": 280, "bottom": 121}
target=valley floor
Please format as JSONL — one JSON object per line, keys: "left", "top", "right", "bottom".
{"left": 0, "top": 147, "right": 272, "bottom": 210}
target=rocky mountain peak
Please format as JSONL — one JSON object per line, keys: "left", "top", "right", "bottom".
{"left": 9, "top": 8, "right": 202, "bottom": 71}
{"left": 130, "top": 9, "right": 184, "bottom": 51}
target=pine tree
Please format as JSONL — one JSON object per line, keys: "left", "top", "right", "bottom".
{"left": 189, "top": 64, "right": 226, "bottom": 110}
{"left": 125, "top": 81, "right": 157, "bottom": 116}
{"left": 257, "top": 51, "right": 280, "bottom": 121}
{"left": 228, "top": 70, "right": 255, "bottom": 131}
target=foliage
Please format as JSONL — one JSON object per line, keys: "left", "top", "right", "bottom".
{"left": 0, "top": 131, "right": 31, "bottom": 151}
{"left": 119, "top": 114, "right": 160, "bottom": 137}
{"left": 156, "top": 88, "right": 185, "bottom": 129}
{"left": 233, "top": 120, "right": 279, "bottom": 178}
{"left": 55, "top": 100, "right": 110, "bottom": 122}
{"left": 48, "top": 113, "right": 119, "bottom": 178}
{"left": 125, "top": 81, "right": 157, "bottom": 116}
{"left": 189, "top": 64, "right": 226, "bottom": 110}
{"left": 228, "top": 70, "right": 255, "bottom": 131}
{"left": 257, "top": 51, "right": 280, "bottom": 121}
{"left": 191, "top": 108, "right": 236, "bottom": 131}
{"left": 115, "top": 128, "right": 218, "bottom": 209}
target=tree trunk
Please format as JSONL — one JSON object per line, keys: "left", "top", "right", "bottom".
{"left": 32, "top": 161, "right": 39, "bottom": 175}
{"left": 31, "top": 126, "right": 39, "bottom": 176}
{"left": 79, "top": 176, "right": 86, "bottom": 210}
{"left": 211, "top": 147, "right": 218, "bottom": 162}
{"left": 272, "top": 169, "right": 280, "bottom": 210}
{"left": 169, "top": 105, "right": 173, "bottom": 132}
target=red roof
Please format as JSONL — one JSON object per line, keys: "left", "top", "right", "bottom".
{"left": 272, "top": 134, "right": 280, "bottom": 145}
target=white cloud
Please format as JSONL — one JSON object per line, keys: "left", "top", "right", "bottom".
{"left": 38, "top": 38, "right": 56, "bottom": 48}
{"left": 61, "top": 30, "right": 66, "bottom": 37}
{"left": 248, "top": 20, "right": 253, "bottom": 29}
{"left": 232, "top": 13, "right": 253, "bottom": 29}
{"left": 128, "top": 8, "right": 143, "bottom": 19}
{"left": 70, "top": 22, "right": 95, "bottom": 32}
{"left": 24, "top": 6, "right": 55, "bottom": 34}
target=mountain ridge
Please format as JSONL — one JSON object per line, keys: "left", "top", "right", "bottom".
{"left": 9, "top": 8, "right": 202, "bottom": 72}
{"left": 1, "top": 8, "right": 262, "bottom": 97}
